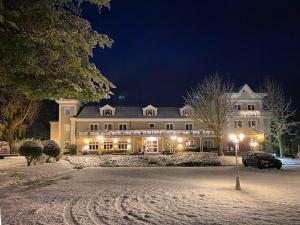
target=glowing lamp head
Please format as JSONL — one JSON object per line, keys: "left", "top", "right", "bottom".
{"left": 229, "top": 134, "right": 237, "bottom": 142}
{"left": 238, "top": 133, "right": 244, "bottom": 141}
{"left": 171, "top": 135, "right": 177, "bottom": 141}
{"left": 177, "top": 137, "right": 183, "bottom": 143}
{"left": 97, "top": 135, "right": 104, "bottom": 142}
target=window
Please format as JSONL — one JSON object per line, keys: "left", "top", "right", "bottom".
{"left": 204, "top": 140, "right": 214, "bottom": 149}
{"left": 182, "top": 110, "right": 190, "bottom": 116}
{"left": 64, "top": 107, "right": 71, "bottom": 116}
{"left": 185, "top": 140, "right": 194, "bottom": 148}
{"left": 165, "top": 123, "right": 174, "bottom": 130}
{"left": 118, "top": 141, "right": 128, "bottom": 150}
{"left": 104, "top": 123, "right": 113, "bottom": 130}
{"left": 104, "top": 142, "right": 113, "bottom": 150}
{"left": 89, "top": 141, "right": 98, "bottom": 150}
{"left": 233, "top": 121, "right": 243, "bottom": 128}
{"left": 185, "top": 123, "right": 193, "bottom": 130}
{"left": 89, "top": 123, "right": 98, "bottom": 131}
{"left": 103, "top": 109, "right": 113, "bottom": 116}
{"left": 247, "top": 104, "right": 255, "bottom": 110}
{"left": 146, "top": 109, "right": 155, "bottom": 116}
{"left": 64, "top": 124, "right": 70, "bottom": 132}
{"left": 248, "top": 120, "right": 257, "bottom": 128}
{"left": 234, "top": 104, "right": 241, "bottom": 110}
{"left": 118, "top": 123, "right": 127, "bottom": 130}
{"left": 149, "top": 123, "right": 155, "bottom": 129}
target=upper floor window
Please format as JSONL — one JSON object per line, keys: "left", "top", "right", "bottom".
{"left": 248, "top": 120, "right": 257, "bottom": 128}
{"left": 146, "top": 109, "right": 155, "bottom": 116}
{"left": 104, "top": 123, "right": 113, "bottom": 130}
{"left": 165, "top": 123, "right": 174, "bottom": 130}
{"left": 64, "top": 107, "right": 72, "bottom": 116}
{"left": 234, "top": 104, "right": 241, "bottom": 110}
{"left": 233, "top": 121, "right": 243, "bottom": 128}
{"left": 180, "top": 105, "right": 193, "bottom": 117}
{"left": 185, "top": 123, "right": 193, "bottom": 130}
{"left": 89, "top": 123, "right": 98, "bottom": 131}
{"left": 247, "top": 104, "right": 255, "bottom": 110}
{"left": 149, "top": 123, "right": 155, "bottom": 129}
{"left": 118, "top": 123, "right": 127, "bottom": 130}
{"left": 103, "top": 109, "right": 113, "bottom": 116}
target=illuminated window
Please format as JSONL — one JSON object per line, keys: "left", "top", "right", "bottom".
{"left": 185, "top": 140, "right": 194, "bottom": 148}
{"left": 89, "top": 142, "right": 98, "bottom": 150}
{"left": 118, "top": 141, "right": 128, "bottom": 150}
{"left": 104, "top": 142, "right": 113, "bottom": 150}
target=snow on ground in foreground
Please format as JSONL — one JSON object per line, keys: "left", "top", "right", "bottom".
{"left": 1, "top": 166, "right": 300, "bottom": 225}
{"left": 0, "top": 157, "right": 73, "bottom": 188}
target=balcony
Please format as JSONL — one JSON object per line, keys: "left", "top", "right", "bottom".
{"left": 77, "top": 129, "right": 214, "bottom": 137}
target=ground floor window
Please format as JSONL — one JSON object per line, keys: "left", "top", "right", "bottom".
{"left": 104, "top": 142, "right": 113, "bottom": 150}
{"left": 89, "top": 141, "right": 99, "bottom": 150}
{"left": 118, "top": 141, "right": 128, "bottom": 150}
{"left": 204, "top": 140, "right": 214, "bottom": 149}
{"left": 185, "top": 140, "right": 194, "bottom": 148}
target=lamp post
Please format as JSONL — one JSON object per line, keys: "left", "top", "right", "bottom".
{"left": 229, "top": 133, "right": 244, "bottom": 190}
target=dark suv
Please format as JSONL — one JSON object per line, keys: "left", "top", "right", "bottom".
{"left": 242, "top": 152, "right": 282, "bottom": 169}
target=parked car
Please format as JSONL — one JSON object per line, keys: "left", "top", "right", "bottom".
{"left": 242, "top": 152, "right": 282, "bottom": 169}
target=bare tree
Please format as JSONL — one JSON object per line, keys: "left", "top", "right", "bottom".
{"left": 261, "top": 78, "right": 298, "bottom": 157}
{"left": 184, "top": 74, "right": 236, "bottom": 156}
{"left": 0, "top": 92, "right": 40, "bottom": 153}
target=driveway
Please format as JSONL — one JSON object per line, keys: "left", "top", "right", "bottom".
{"left": 1, "top": 166, "right": 300, "bottom": 225}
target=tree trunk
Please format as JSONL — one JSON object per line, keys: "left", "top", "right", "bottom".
{"left": 278, "top": 137, "right": 284, "bottom": 158}
{"left": 7, "top": 125, "right": 17, "bottom": 154}
{"left": 218, "top": 136, "right": 224, "bottom": 156}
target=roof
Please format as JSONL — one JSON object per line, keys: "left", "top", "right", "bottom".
{"left": 76, "top": 106, "right": 184, "bottom": 119}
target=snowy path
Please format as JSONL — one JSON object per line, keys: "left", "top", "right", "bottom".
{"left": 1, "top": 166, "right": 300, "bottom": 225}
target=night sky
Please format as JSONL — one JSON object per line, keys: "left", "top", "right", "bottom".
{"left": 84, "top": 0, "right": 300, "bottom": 112}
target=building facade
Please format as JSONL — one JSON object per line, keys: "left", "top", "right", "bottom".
{"left": 50, "top": 84, "right": 271, "bottom": 154}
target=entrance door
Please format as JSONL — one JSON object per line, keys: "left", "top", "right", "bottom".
{"left": 145, "top": 140, "right": 158, "bottom": 153}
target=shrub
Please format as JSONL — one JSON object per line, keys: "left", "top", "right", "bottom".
{"left": 42, "top": 140, "right": 61, "bottom": 162}
{"left": 19, "top": 140, "right": 43, "bottom": 166}
{"left": 67, "top": 144, "right": 77, "bottom": 155}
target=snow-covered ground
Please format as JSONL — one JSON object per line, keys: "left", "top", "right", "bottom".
{"left": 1, "top": 164, "right": 300, "bottom": 225}
{"left": 66, "top": 152, "right": 220, "bottom": 168}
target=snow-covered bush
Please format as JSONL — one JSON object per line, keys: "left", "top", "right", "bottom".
{"left": 42, "top": 140, "right": 61, "bottom": 162}
{"left": 19, "top": 140, "right": 43, "bottom": 166}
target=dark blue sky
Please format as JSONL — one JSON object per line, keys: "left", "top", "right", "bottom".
{"left": 83, "top": 0, "right": 300, "bottom": 111}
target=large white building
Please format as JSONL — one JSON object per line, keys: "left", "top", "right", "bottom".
{"left": 50, "top": 84, "right": 271, "bottom": 154}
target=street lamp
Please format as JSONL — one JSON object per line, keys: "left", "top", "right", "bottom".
{"left": 229, "top": 133, "right": 244, "bottom": 190}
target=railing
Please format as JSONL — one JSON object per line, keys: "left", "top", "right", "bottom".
{"left": 77, "top": 129, "right": 214, "bottom": 137}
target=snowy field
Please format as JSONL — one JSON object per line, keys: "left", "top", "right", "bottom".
{"left": 1, "top": 163, "right": 300, "bottom": 225}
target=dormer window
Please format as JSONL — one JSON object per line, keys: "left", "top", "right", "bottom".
{"left": 103, "top": 109, "right": 113, "bottom": 116}
{"left": 100, "top": 105, "right": 115, "bottom": 116}
{"left": 180, "top": 105, "right": 193, "bottom": 117}
{"left": 146, "top": 109, "right": 155, "bottom": 116}
{"left": 143, "top": 105, "right": 157, "bottom": 116}
{"left": 247, "top": 104, "right": 255, "bottom": 111}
